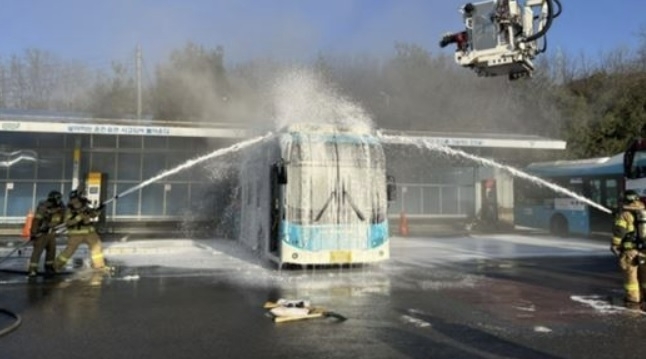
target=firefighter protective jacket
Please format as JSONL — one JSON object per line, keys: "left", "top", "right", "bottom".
{"left": 63, "top": 197, "right": 100, "bottom": 235}
{"left": 31, "top": 200, "right": 65, "bottom": 237}
{"left": 612, "top": 201, "right": 646, "bottom": 250}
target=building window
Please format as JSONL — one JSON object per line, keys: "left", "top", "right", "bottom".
{"left": 117, "top": 153, "right": 142, "bottom": 182}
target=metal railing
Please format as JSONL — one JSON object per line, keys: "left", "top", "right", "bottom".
{"left": 387, "top": 183, "right": 475, "bottom": 218}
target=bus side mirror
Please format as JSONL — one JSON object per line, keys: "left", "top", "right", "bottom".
{"left": 275, "top": 162, "right": 288, "bottom": 185}
{"left": 387, "top": 175, "right": 397, "bottom": 201}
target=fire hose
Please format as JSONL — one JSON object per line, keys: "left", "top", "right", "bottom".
{"left": 0, "top": 241, "right": 32, "bottom": 267}
{"left": 0, "top": 247, "right": 26, "bottom": 336}
{"left": 0, "top": 308, "right": 21, "bottom": 337}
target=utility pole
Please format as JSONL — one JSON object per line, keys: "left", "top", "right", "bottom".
{"left": 136, "top": 44, "right": 142, "bottom": 120}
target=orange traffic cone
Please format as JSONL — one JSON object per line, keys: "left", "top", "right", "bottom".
{"left": 21, "top": 209, "right": 34, "bottom": 239}
{"left": 399, "top": 211, "right": 409, "bottom": 237}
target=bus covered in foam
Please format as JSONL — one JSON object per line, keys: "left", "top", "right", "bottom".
{"left": 238, "top": 123, "right": 393, "bottom": 266}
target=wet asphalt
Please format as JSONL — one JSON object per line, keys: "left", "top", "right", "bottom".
{"left": 0, "top": 240, "right": 641, "bottom": 359}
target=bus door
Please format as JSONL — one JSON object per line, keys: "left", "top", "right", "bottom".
{"left": 269, "top": 161, "right": 287, "bottom": 254}
{"left": 586, "top": 177, "right": 618, "bottom": 233}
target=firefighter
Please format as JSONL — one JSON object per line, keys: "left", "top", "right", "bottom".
{"left": 28, "top": 190, "right": 65, "bottom": 277}
{"left": 610, "top": 190, "right": 646, "bottom": 309}
{"left": 53, "top": 189, "right": 108, "bottom": 272}
{"left": 439, "top": 31, "right": 469, "bottom": 51}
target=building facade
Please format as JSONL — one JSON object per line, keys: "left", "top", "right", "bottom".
{"left": 0, "top": 116, "right": 245, "bottom": 232}
{"left": 0, "top": 115, "right": 567, "bottom": 234}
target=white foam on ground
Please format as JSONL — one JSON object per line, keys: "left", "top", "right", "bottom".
{"left": 25, "top": 234, "right": 605, "bottom": 288}
{"left": 389, "top": 235, "right": 606, "bottom": 268}
{"left": 570, "top": 295, "right": 629, "bottom": 315}
{"left": 1, "top": 234, "right": 610, "bottom": 305}
{"left": 401, "top": 314, "right": 431, "bottom": 328}
{"left": 534, "top": 326, "right": 552, "bottom": 333}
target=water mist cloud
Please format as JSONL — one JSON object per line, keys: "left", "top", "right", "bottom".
{"left": 270, "top": 68, "right": 374, "bottom": 131}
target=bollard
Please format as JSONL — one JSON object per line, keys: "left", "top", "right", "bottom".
{"left": 21, "top": 210, "right": 34, "bottom": 239}
{"left": 399, "top": 211, "right": 409, "bottom": 237}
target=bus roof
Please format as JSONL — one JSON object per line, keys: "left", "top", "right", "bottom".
{"left": 280, "top": 122, "right": 374, "bottom": 135}
{"left": 526, "top": 153, "right": 624, "bottom": 177}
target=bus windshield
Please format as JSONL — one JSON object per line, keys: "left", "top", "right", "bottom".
{"left": 624, "top": 138, "right": 646, "bottom": 179}
{"left": 289, "top": 139, "right": 385, "bottom": 169}
{"left": 286, "top": 139, "right": 387, "bottom": 225}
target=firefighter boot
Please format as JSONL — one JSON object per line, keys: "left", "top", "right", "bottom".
{"left": 27, "top": 263, "right": 38, "bottom": 277}
{"left": 625, "top": 299, "right": 641, "bottom": 311}
{"left": 45, "top": 264, "right": 56, "bottom": 277}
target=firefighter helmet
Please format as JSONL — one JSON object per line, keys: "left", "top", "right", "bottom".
{"left": 69, "top": 189, "right": 80, "bottom": 200}
{"left": 624, "top": 190, "right": 640, "bottom": 203}
{"left": 48, "top": 190, "right": 62, "bottom": 204}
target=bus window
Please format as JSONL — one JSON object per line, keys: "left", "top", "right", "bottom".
{"left": 566, "top": 177, "right": 584, "bottom": 196}
{"left": 587, "top": 179, "right": 601, "bottom": 204}
{"left": 605, "top": 179, "right": 619, "bottom": 209}
{"left": 626, "top": 144, "right": 646, "bottom": 179}
{"left": 514, "top": 180, "right": 554, "bottom": 206}
{"left": 636, "top": 152, "right": 646, "bottom": 175}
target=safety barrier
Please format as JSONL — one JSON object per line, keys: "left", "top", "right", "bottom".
{"left": 399, "top": 211, "right": 409, "bottom": 236}
{"left": 20, "top": 210, "right": 33, "bottom": 239}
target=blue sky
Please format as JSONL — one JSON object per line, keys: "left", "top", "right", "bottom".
{"left": 0, "top": 0, "right": 643, "bottom": 69}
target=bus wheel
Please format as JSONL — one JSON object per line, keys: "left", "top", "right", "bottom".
{"left": 550, "top": 215, "right": 568, "bottom": 237}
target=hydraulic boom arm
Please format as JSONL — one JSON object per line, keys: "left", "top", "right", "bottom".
{"left": 440, "top": 0, "right": 562, "bottom": 80}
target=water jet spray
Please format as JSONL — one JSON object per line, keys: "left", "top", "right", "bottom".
{"left": 379, "top": 134, "right": 612, "bottom": 215}
{"left": 101, "top": 133, "right": 274, "bottom": 206}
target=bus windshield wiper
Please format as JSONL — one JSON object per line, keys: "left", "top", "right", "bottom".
{"left": 315, "top": 190, "right": 337, "bottom": 222}
{"left": 343, "top": 190, "right": 365, "bottom": 221}
{"left": 315, "top": 184, "right": 366, "bottom": 223}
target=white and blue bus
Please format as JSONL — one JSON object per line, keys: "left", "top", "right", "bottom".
{"left": 514, "top": 154, "right": 623, "bottom": 236}
{"left": 238, "top": 123, "right": 394, "bottom": 266}
{"left": 624, "top": 137, "right": 646, "bottom": 200}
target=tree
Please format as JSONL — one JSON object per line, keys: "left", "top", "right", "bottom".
{"left": 152, "top": 42, "right": 230, "bottom": 122}
{"left": 88, "top": 61, "right": 138, "bottom": 118}
{"left": 370, "top": 43, "right": 530, "bottom": 134}
{"left": 49, "top": 60, "right": 94, "bottom": 111}
{"left": 9, "top": 54, "right": 27, "bottom": 108}
{"left": 558, "top": 68, "right": 646, "bottom": 157}
{"left": 0, "top": 49, "right": 93, "bottom": 112}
